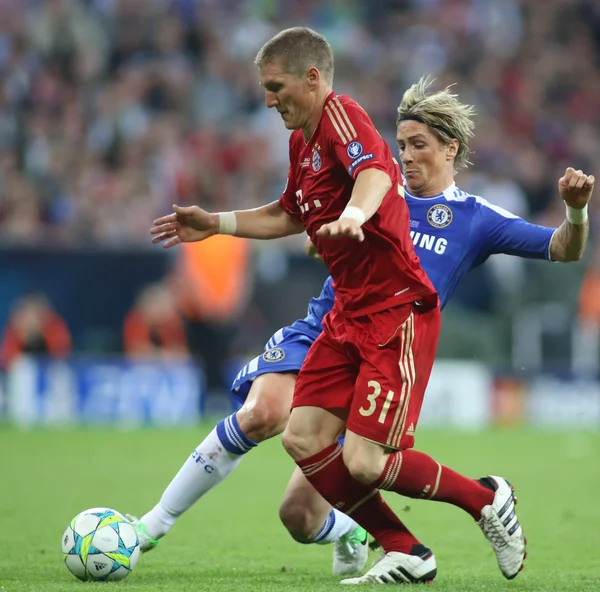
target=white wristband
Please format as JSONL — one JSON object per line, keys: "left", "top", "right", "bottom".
{"left": 218, "top": 212, "right": 237, "bottom": 235}
{"left": 566, "top": 203, "right": 588, "bottom": 225}
{"left": 340, "top": 205, "right": 366, "bottom": 226}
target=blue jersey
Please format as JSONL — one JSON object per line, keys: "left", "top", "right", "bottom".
{"left": 230, "top": 183, "right": 555, "bottom": 405}
{"left": 303, "top": 276, "right": 335, "bottom": 332}
{"left": 309, "top": 183, "right": 554, "bottom": 316}
{"left": 404, "top": 183, "right": 554, "bottom": 308}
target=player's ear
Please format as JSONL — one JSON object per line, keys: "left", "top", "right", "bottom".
{"left": 447, "top": 139, "right": 459, "bottom": 161}
{"left": 306, "top": 66, "right": 320, "bottom": 89}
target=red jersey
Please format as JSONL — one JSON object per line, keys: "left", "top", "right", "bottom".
{"left": 279, "top": 92, "right": 436, "bottom": 317}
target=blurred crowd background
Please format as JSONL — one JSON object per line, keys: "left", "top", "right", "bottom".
{"left": 1, "top": 0, "right": 600, "bottom": 394}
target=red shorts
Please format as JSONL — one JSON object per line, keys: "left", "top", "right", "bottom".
{"left": 292, "top": 300, "right": 440, "bottom": 450}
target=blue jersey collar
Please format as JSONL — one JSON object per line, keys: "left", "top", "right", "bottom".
{"left": 405, "top": 182, "right": 457, "bottom": 201}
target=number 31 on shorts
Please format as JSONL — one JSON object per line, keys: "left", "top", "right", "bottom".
{"left": 359, "top": 380, "right": 396, "bottom": 424}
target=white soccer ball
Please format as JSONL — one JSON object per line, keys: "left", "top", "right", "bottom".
{"left": 62, "top": 507, "right": 140, "bottom": 582}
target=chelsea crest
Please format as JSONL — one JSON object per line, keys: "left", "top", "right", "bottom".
{"left": 427, "top": 204, "right": 453, "bottom": 228}
{"left": 263, "top": 348, "right": 285, "bottom": 362}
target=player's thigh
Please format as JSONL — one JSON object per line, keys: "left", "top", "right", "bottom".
{"left": 292, "top": 328, "right": 357, "bottom": 412}
{"left": 279, "top": 466, "right": 332, "bottom": 540}
{"left": 285, "top": 330, "right": 353, "bottom": 456}
{"left": 231, "top": 327, "right": 315, "bottom": 436}
{"left": 347, "top": 304, "right": 441, "bottom": 450}
{"left": 230, "top": 329, "right": 312, "bottom": 410}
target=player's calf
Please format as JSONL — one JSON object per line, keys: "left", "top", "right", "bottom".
{"left": 279, "top": 498, "right": 325, "bottom": 544}
{"left": 279, "top": 465, "right": 344, "bottom": 542}
{"left": 279, "top": 466, "right": 369, "bottom": 576}
{"left": 281, "top": 506, "right": 368, "bottom": 577}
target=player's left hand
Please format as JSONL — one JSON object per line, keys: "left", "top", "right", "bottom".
{"left": 316, "top": 218, "right": 364, "bottom": 242}
{"left": 559, "top": 167, "right": 595, "bottom": 210}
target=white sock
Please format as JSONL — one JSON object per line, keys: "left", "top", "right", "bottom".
{"left": 141, "top": 413, "right": 257, "bottom": 539}
{"left": 312, "top": 509, "right": 361, "bottom": 545}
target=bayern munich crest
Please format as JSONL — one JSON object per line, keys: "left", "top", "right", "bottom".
{"left": 311, "top": 148, "right": 322, "bottom": 172}
{"left": 427, "top": 204, "right": 453, "bottom": 228}
{"left": 262, "top": 348, "right": 285, "bottom": 362}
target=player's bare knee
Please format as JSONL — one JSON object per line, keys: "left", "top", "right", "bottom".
{"left": 282, "top": 424, "right": 320, "bottom": 460}
{"left": 281, "top": 427, "right": 304, "bottom": 459}
{"left": 343, "top": 448, "right": 381, "bottom": 484}
{"left": 237, "top": 376, "right": 294, "bottom": 442}
{"left": 237, "top": 398, "right": 288, "bottom": 442}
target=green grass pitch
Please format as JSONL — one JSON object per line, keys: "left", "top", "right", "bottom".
{"left": 0, "top": 425, "right": 599, "bottom": 591}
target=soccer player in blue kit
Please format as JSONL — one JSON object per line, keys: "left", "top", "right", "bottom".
{"left": 132, "top": 77, "right": 593, "bottom": 581}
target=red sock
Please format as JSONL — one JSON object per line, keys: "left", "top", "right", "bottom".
{"left": 298, "top": 443, "right": 419, "bottom": 553}
{"left": 375, "top": 449, "right": 494, "bottom": 520}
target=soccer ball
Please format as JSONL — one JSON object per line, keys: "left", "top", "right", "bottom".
{"left": 62, "top": 507, "right": 140, "bottom": 581}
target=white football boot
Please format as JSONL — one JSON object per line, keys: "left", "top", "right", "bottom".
{"left": 340, "top": 545, "right": 437, "bottom": 585}
{"left": 333, "top": 526, "right": 369, "bottom": 576}
{"left": 478, "top": 476, "right": 527, "bottom": 579}
{"left": 125, "top": 515, "right": 160, "bottom": 553}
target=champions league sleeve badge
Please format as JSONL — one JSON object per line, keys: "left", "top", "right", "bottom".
{"left": 346, "top": 141, "right": 363, "bottom": 159}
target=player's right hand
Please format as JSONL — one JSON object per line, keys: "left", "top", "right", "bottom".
{"left": 150, "top": 205, "right": 218, "bottom": 248}
{"left": 316, "top": 218, "right": 365, "bottom": 242}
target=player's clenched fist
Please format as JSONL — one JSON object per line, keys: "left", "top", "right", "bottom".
{"left": 316, "top": 217, "right": 365, "bottom": 242}
{"left": 559, "top": 167, "right": 595, "bottom": 211}
{"left": 150, "top": 204, "right": 218, "bottom": 248}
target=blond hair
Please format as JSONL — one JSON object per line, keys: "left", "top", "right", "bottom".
{"left": 254, "top": 27, "right": 334, "bottom": 85}
{"left": 397, "top": 76, "right": 475, "bottom": 170}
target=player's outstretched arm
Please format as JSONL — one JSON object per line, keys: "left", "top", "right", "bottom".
{"left": 549, "top": 167, "right": 594, "bottom": 262}
{"left": 316, "top": 169, "right": 392, "bottom": 242}
{"left": 150, "top": 201, "right": 304, "bottom": 248}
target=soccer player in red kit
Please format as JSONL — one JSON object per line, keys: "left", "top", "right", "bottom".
{"left": 151, "top": 28, "right": 525, "bottom": 584}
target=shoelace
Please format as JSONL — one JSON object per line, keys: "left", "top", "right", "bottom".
{"left": 338, "top": 531, "right": 364, "bottom": 557}
{"left": 482, "top": 515, "right": 510, "bottom": 549}
{"left": 369, "top": 553, "right": 386, "bottom": 569}
{"left": 125, "top": 514, "right": 140, "bottom": 527}
{"left": 365, "top": 553, "right": 408, "bottom": 581}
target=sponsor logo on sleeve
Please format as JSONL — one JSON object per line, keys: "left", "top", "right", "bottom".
{"left": 348, "top": 153, "right": 375, "bottom": 175}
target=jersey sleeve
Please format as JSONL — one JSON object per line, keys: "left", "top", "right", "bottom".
{"left": 323, "top": 96, "right": 390, "bottom": 179}
{"left": 278, "top": 165, "right": 302, "bottom": 221}
{"left": 477, "top": 198, "right": 555, "bottom": 260}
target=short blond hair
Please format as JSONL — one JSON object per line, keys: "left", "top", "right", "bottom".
{"left": 254, "top": 27, "right": 334, "bottom": 85}
{"left": 397, "top": 76, "right": 475, "bottom": 170}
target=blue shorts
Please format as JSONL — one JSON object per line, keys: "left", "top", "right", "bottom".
{"left": 230, "top": 320, "right": 321, "bottom": 410}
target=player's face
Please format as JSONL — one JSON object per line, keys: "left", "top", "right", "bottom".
{"left": 259, "top": 60, "right": 313, "bottom": 131}
{"left": 397, "top": 120, "right": 453, "bottom": 196}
